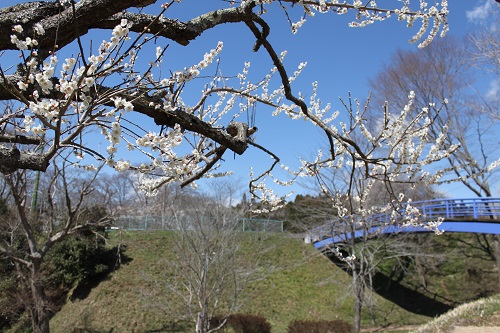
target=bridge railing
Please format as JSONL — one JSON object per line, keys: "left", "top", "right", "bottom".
{"left": 418, "top": 198, "right": 500, "bottom": 220}
{"left": 307, "top": 197, "right": 500, "bottom": 244}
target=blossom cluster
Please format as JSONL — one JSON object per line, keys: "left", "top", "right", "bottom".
{"left": 283, "top": 85, "right": 459, "bottom": 246}
{"left": 173, "top": 41, "right": 223, "bottom": 83}
{"left": 10, "top": 24, "right": 40, "bottom": 50}
{"left": 8, "top": 17, "right": 188, "bottom": 176}
{"left": 136, "top": 124, "right": 183, "bottom": 151}
{"left": 247, "top": 0, "right": 449, "bottom": 47}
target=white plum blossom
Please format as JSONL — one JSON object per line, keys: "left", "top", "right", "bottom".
{"left": 115, "top": 160, "right": 131, "bottom": 172}
{"left": 34, "top": 23, "right": 45, "bottom": 36}
{"left": 173, "top": 41, "right": 223, "bottom": 83}
{"left": 13, "top": 25, "right": 23, "bottom": 33}
{"left": 35, "top": 73, "right": 53, "bottom": 94}
{"left": 29, "top": 99, "right": 59, "bottom": 121}
{"left": 353, "top": 0, "right": 363, "bottom": 9}
{"left": 31, "top": 125, "right": 44, "bottom": 135}
{"left": 17, "top": 81, "right": 28, "bottom": 91}
{"left": 111, "top": 97, "right": 134, "bottom": 112}
{"left": 291, "top": 18, "right": 306, "bottom": 34}
{"left": 110, "top": 19, "right": 131, "bottom": 46}
{"left": 106, "top": 145, "right": 117, "bottom": 154}
{"left": 11, "top": 34, "right": 27, "bottom": 50}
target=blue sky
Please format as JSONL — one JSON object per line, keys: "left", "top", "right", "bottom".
{"left": 3, "top": 0, "right": 497, "bottom": 200}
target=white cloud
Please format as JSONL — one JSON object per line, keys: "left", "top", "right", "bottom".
{"left": 486, "top": 78, "right": 500, "bottom": 102}
{"left": 466, "top": 0, "right": 494, "bottom": 22}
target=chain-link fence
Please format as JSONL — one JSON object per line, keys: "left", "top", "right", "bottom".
{"left": 110, "top": 216, "right": 283, "bottom": 233}
{"left": 236, "top": 218, "right": 283, "bottom": 232}
{"left": 111, "top": 215, "right": 176, "bottom": 231}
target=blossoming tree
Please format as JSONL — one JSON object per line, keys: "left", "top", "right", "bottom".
{"left": 0, "top": 1, "right": 456, "bottom": 332}
{"left": 0, "top": 0, "right": 450, "bottom": 199}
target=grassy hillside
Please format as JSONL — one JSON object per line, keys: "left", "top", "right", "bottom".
{"left": 49, "top": 231, "right": 431, "bottom": 333}
{"left": 411, "top": 294, "right": 500, "bottom": 333}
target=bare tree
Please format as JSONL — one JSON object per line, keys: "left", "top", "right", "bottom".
{"left": 144, "top": 195, "right": 265, "bottom": 333}
{"left": 284, "top": 194, "right": 338, "bottom": 233}
{"left": 93, "top": 172, "right": 147, "bottom": 215}
{"left": 0, "top": 161, "right": 111, "bottom": 333}
{"left": 467, "top": 3, "right": 500, "bottom": 160}
{"left": 469, "top": 4, "right": 500, "bottom": 74}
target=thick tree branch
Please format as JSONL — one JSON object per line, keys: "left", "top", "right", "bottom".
{"left": 0, "top": 1, "right": 256, "bottom": 55}
{"left": 131, "top": 96, "right": 250, "bottom": 155}
{"left": 0, "top": 134, "right": 41, "bottom": 145}
{"left": 0, "top": 146, "right": 49, "bottom": 173}
{"left": 0, "top": 71, "right": 251, "bottom": 174}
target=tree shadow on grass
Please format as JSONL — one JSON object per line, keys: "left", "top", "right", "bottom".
{"left": 70, "top": 244, "right": 132, "bottom": 301}
{"left": 370, "top": 272, "right": 454, "bottom": 317}
{"left": 325, "top": 252, "right": 454, "bottom": 317}
{"left": 71, "top": 320, "right": 192, "bottom": 333}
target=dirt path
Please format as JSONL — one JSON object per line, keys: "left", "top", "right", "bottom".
{"left": 362, "top": 325, "right": 500, "bottom": 332}
{"left": 360, "top": 325, "right": 420, "bottom": 332}
{"left": 452, "top": 327, "right": 500, "bottom": 333}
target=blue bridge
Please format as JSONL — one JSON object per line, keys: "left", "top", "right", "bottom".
{"left": 310, "top": 197, "right": 500, "bottom": 249}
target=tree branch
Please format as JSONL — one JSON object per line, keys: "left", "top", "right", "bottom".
{"left": 0, "top": 1, "right": 257, "bottom": 55}
{"left": 0, "top": 146, "right": 49, "bottom": 173}
{"left": 0, "top": 134, "right": 41, "bottom": 145}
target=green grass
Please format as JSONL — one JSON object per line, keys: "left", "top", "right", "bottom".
{"left": 411, "top": 294, "right": 500, "bottom": 333}
{"left": 49, "top": 231, "right": 431, "bottom": 333}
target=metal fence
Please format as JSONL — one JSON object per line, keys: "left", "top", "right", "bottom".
{"left": 237, "top": 218, "right": 284, "bottom": 233}
{"left": 110, "top": 216, "right": 283, "bottom": 233}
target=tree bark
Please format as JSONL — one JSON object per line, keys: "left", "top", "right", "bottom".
{"left": 0, "top": 147, "right": 49, "bottom": 173}
{"left": 30, "top": 259, "right": 50, "bottom": 333}
{"left": 493, "top": 235, "right": 500, "bottom": 289}
{"left": 0, "top": 1, "right": 255, "bottom": 54}
{"left": 352, "top": 269, "right": 364, "bottom": 333}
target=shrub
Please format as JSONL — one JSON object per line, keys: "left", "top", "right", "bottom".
{"left": 228, "top": 313, "right": 272, "bottom": 333}
{"left": 0, "top": 204, "right": 116, "bottom": 332}
{"left": 209, "top": 315, "right": 227, "bottom": 332}
{"left": 287, "top": 319, "right": 353, "bottom": 333}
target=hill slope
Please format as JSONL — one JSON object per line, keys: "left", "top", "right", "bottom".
{"left": 411, "top": 294, "right": 500, "bottom": 333}
{"left": 50, "top": 231, "right": 430, "bottom": 333}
